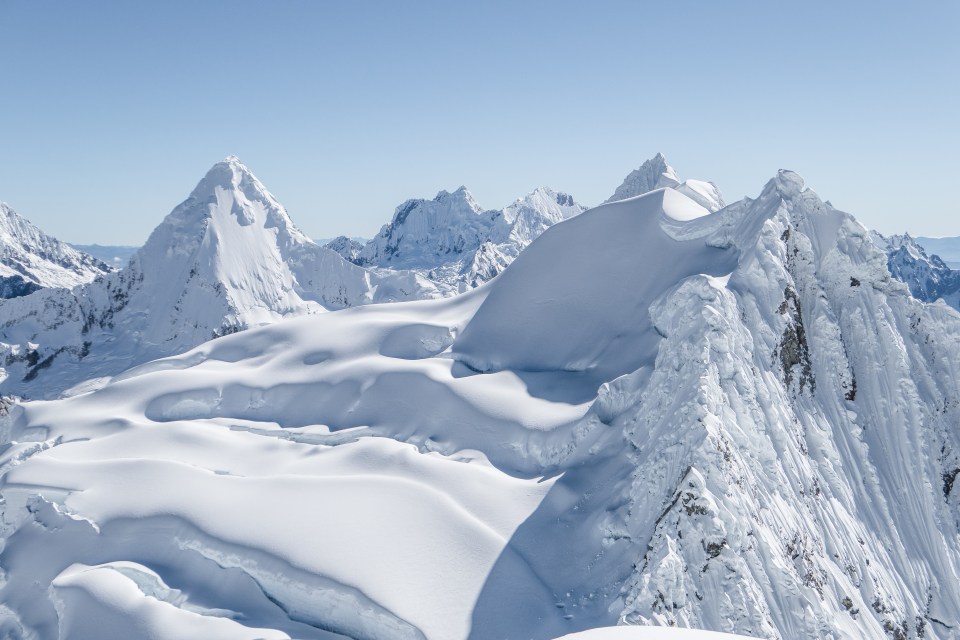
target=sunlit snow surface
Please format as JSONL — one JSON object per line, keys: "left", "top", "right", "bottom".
{"left": 3, "top": 176, "right": 960, "bottom": 639}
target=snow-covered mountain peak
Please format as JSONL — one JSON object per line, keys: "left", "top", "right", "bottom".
{"left": 765, "top": 169, "right": 805, "bottom": 200}
{"left": 502, "top": 186, "right": 586, "bottom": 224}
{"left": 607, "top": 155, "right": 724, "bottom": 212}
{"left": 605, "top": 153, "right": 682, "bottom": 204}
{"left": 433, "top": 184, "right": 480, "bottom": 207}
{"left": 139, "top": 157, "right": 309, "bottom": 266}
{"left": 0, "top": 159, "right": 443, "bottom": 397}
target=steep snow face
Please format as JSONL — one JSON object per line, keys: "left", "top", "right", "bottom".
{"left": 605, "top": 154, "right": 725, "bottom": 212}
{"left": 0, "top": 202, "right": 111, "bottom": 297}
{"left": 879, "top": 233, "right": 960, "bottom": 310}
{"left": 0, "top": 157, "right": 441, "bottom": 398}
{"left": 3, "top": 168, "right": 960, "bottom": 640}
{"left": 608, "top": 172, "right": 960, "bottom": 639}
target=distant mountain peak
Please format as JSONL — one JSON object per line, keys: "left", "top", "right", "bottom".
{"left": 768, "top": 169, "right": 805, "bottom": 199}
{"left": 606, "top": 154, "right": 724, "bottom": 212}
{"left": 433, "top": 186, "right": 481, "bottom": 211}
{"left": 605, "top": 154, "right": 682, "bottom": 204}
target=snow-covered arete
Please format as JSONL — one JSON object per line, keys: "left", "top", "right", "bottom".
{"left": 1, "top": 168, "right": 960, "bottom": 639}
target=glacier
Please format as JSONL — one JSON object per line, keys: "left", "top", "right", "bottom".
{"left": 0, "top": 161, "right": 959, "bottom": 639}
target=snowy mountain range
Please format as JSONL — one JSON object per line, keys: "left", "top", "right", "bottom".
{"left": 0, "top": 157, "right": 442, "bottom": 398}
{"left": 333, "top": 154, "right": 721, "bottom": 291}
{"left": 1, "top": 158, "right": 960, "bottom": 639}
{"left": 0, "top": 202, "right": 111, "bottom": 298}
{"left": 343, "top": 184, "right": 586, "bottom": 289}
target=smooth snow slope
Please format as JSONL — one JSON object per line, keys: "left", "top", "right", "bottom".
{"left": 3, "top": 171, "right": 960, "bottom": 639}
{"left": 454, "top": 189, "right": 731, "bottom": 387}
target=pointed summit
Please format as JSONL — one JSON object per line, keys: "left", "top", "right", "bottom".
{"left": 758, "top": 169, "right": 805, "bottom": 201}
{"left": 0, "top": 159, "right": 441, "bottom": 397}
{"left": 141, "top": 157, "right": 309, "bottom": 268}
{"left": 606, "top": 154, "right": 725, "bottom": 212}
{"left": 605, "top": 153, "right": 681, "bottom": 204}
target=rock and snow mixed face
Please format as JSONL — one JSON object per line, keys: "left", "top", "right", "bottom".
{"left": 3, "top": 165, "right": 960, "bottom": 640}
{"left": 0, "top": 202, "right": 111, "bottom": 298}
{"left": 354, "top": 184, "right": 588, "bottom": 288}
{"left": 0, "top": 157, "right": 441, "bottom": 398}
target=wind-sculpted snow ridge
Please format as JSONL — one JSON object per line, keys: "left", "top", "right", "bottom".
{"left": 605, "top": 153, "right": 725, "bottom": 212}
{"left": 0, "top": 156, "right": 442, "bottom": 399}
{"left": 877, "top": 232, "right": 960, "bottom": 310}
{"left": 0, "top": 202, "right": 111, "bottom": 298}
{"left": 2, "top": 170, "right": 960, "bottom": 639}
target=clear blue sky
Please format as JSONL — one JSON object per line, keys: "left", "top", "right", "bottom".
{"left": 1, "top": 1, "right": 957, "bottom": 244}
